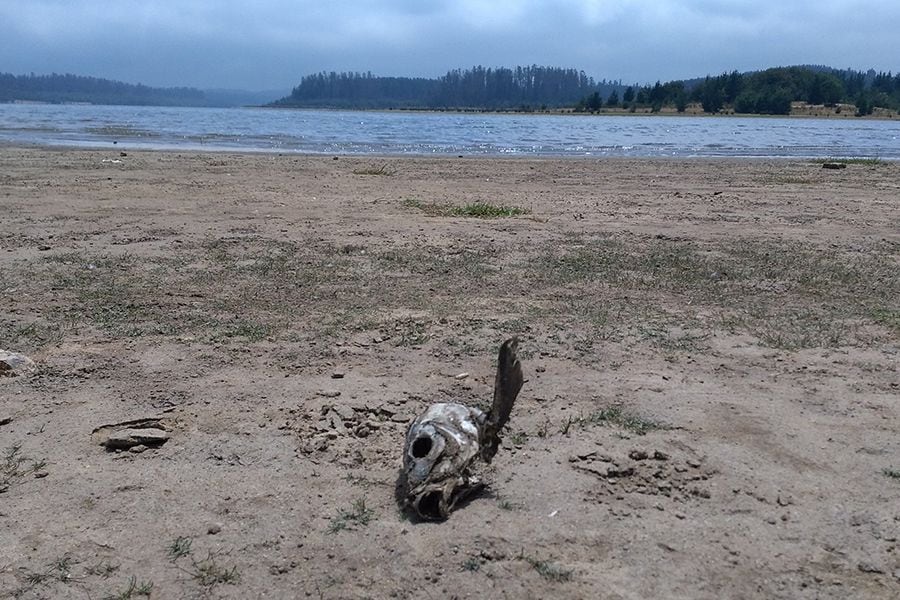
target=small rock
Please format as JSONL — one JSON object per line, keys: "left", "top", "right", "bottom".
{"left": 629, "top": 449, "right": 649, "bottom": 461}
{"left": 857, "top": 562, "right": 884, "bottom": 574}
{"left": 331, "top": 371, "right": 345, "bottom": 379}
{"left": 606, "top": 465, "right": 635, "bottom": 478}
{"left": 776, "top": 494, "right": 793, "bottom": 507}
{"left": 38, "top": 245, "right": 52, "bottom": 251}
{"left": 33, "top": 471, "right": 48, "bottom": 479}
{"left": 652, "top": 450, "right": 670, "bottom": 461}
{"left": 317, "top": 389, "right": 341, "bottom": 398}
{"left": 102, "top": 428, "right": 170, "bottom": 450}
{"left": 327, "top": 412, "right": 347, "bottom": 434}
{"left": 332, "top": 404, "right": 355, "bottom": 421}
{"left": 0, "top": 416, "right": 12, "bottom": 427}
{"left": 207, "top": 523, "right": 222, "bottom": 535}
{"left": 535, "top": 366, "right": 546, "bottom": 373}
{"left": 570, "top": 446, "right": 598, "bottom": 461}
{"left": 129, "top": 444, "right": 148, "bottom": 454}
{"left": 686, "top": 459, "right": 702, "bottom": 468}
{"left": 822, "top": 162, "right": 847, "bottom": 170}
{"left": 376, "top": 404, "right": 397, "bottom": 417}
{"left": 0, "top": 350, "right": 36, "bottom": 377}
{"left": 454, "top": 372, "right": 469, "bottom": 380}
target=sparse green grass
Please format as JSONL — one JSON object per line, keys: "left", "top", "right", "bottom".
{"left": 1, "top": 444, "right": 46, "bottom": 490}
{"left": 387, "top": 317, "right": 429, "bottom": 347}
{"left": 352, "top": 163, "right": 395, "bottom": 176}
{"left": 813, "top": 157, "right": 882, "bottom": 166}
{"left": 461, "top": 557, "right": 481, "bottom": 572}
{"left": 883, "top": 468, "right": 900, "bottom": 480}
{"left": 523, "top": 555, "right": 573, "bottom": 582}
{"left": 5, "top": 211, "right": 898, "bottom": 357}
{"left": 103, "top": 576, "right": 154, "bottom": 600}
{"left": 167, "top": 536, "right": 193, "bottom": 561}
{"left": 450, "top": 202, "right": 528, "bottom": 218}
{"left": 18, "top": 555, "right": 78, "bottom": 593}
{"left": 211, "top": 318, "right": 275, "bottom": 342}
{"left": 167, "top": 538, "right": 239, "bottom": 589}
{"left": 497, "top": 497, "right": 520, "bottom": 511}
{"left": 572, "top": 405, "right": 669, "bottom": 436}
{"left": 402, "top": 197, "right": 527, "bottom": 218}
{"left": 508, "top": 431, "right": 527, "bottom": 446}
{"left": 872, "top": 309, "right": 900, "bottom": 332}
{"left": 327, "top": 498, "right": 376, "bottom": 533}
{"left": 187, "top": 553, "right": 240, "bottom": 587}
{"left": 528, "top": 234, "right": 900, "bottom": 350}
{"left": 86, "top": 562, "right": 120, "bottom": 578}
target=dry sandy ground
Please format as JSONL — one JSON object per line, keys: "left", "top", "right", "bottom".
{"left": 1, "top": 147, "right": 898, "bottom": 599}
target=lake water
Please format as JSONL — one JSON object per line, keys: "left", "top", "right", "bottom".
{"left": 1, "top": 103, "right": 898, "bottom": 158}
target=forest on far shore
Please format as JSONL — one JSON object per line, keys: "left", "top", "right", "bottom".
{"left": 273, "top": 65, "right": 900, "bottom": 116}
{"left": 3, "top": 65, "right": 898, "bottom": 116}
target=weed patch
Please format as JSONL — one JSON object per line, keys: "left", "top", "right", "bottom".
{"left": 523, "top": 555, "right": 573, "bottom": 582}
{"left": 1, "top": 444, "right": 46, "bottom": 491}
{"left": 103, "top": 576, "right": 153, "bottom": 600}
{"left": 450, "top": 202, "right": 528, "bottom": 218}
{"left": 353, "top": 163, "right": 395, "bottom": 176}
{"left": 572, "top": 405, "right": 669, "bottom": 436}
{"left": 328, "top": 498, "right": 376, "bottom": 533}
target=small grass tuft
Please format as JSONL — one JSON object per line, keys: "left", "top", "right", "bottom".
{"left": 883, "top": 467, "right": 900, "bottom": 480}
{"left": 189, "top": 553, "right": 240, "bottom": 587}
{"left": 167, "top": 536, "right": 193, "bottom": 561}
{"left": 327, "top": 497, "right": 376, "bottom": 534}
{"left": 461, "top": 557, "right": 481, "bottom": 572}
{"left": 872, "top": 309, "right": 900, "bottom": 332}
{"left": 573, "top": 405, "right": 669, "bottom": 436}
{"left": 497, "top": 497, "right": 520, "bottom": 511}
{"left": 814, "top": 157, "right": 882, "bottom": 166}
{"left": 86, "top": 561, "right": 120, "bottom": 578}
{"left": 523, "top": 555, "right": 573, "bottom": 582}
{"left": 450, "top": 202, "right": 528, "bottom": 218}
{"left": 168, "top": 538, "right": 239, "bottom": 589}
{"left": 353, "top": 163, "right": 395, "bottom": 176}
{"left": 507, "top": 431, "right": 528, "bottom": 446}
{"left": 1, "top": 444, "right": 47, "bottom": 490}
{"left": 104, "top": 576, "right": 154, "bottom": 600}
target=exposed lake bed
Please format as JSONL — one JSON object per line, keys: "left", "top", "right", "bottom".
{"left": 2, "top": 147, "right": 899, "bottom": 598}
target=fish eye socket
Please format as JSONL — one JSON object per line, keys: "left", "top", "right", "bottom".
{"left": 411, "top": 436, "right": 433, "bottom": 458}
{"left": 417, "top": 490, "right": 443, "bottom": 519}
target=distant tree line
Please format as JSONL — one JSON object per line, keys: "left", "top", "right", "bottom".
{"left": 576, "top": 66, "right": 900, "bottom": 116}
{"left": 0, "top": 73, "right": 207, "bottom": 106}
{"left": 272, "top": 66, "right": 625, "bottom": 110}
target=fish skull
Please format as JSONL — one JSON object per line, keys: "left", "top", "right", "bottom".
{"left": 401, "top": 402, "right": 486, "bottom": 520}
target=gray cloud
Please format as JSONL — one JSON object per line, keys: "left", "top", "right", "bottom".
{"left": 1, "top": 0, "right": 897, "bottom": 90}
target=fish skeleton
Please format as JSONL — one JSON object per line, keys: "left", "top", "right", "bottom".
{"left": 398, "top": 337, "right": 524, "bottom": 520}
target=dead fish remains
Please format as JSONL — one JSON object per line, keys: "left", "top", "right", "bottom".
{"left": 398, "top": 337, "right": 524, "bottom": 520}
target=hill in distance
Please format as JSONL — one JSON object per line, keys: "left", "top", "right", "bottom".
{"left": 0, "top": 72, "right": 285, "bottom": 107}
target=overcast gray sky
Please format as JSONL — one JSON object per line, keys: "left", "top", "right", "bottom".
{"left": 2, "top": 0, "right": 897, "bottom": 91}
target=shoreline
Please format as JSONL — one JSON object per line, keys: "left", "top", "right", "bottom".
{"left": 1, "top": 141, "right": 895, "bottom": 161}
